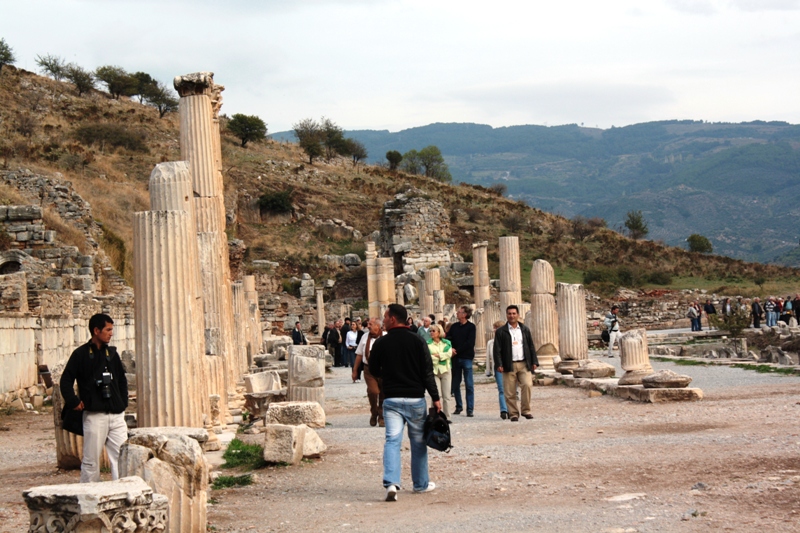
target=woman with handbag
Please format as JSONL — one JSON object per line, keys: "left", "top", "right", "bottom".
{"left": 427, "top": 324, "right": 453, "bottom": 422}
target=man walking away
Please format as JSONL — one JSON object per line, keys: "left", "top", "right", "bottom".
{"left": 369, "top": 304, "right": 441, "bottom": 501}
{"left": 604, "top": 305, "right": 622, "bottom": 357}
{"left": 353, "top": 318, "right": 386, "bottom": 427}
{"left": 447, "top": 306, "right": 476, "bottom": 417}
{"left": 60, "top": 314, "right": 129, "bottom": 482}
{"left": 493, "top": 305, "right": 538, "bottom": 422}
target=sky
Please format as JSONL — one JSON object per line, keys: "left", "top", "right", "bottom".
{"left": 2, "top": 0, "right": 799, "bottom": 133}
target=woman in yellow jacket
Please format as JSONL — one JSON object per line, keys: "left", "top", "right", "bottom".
{"left": 427, "top": 324, "right": 452, "bottom": 422}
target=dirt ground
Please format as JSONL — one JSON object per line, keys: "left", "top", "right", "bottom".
{"left": 2, "top": 365, "right": 799, "bottom": 533}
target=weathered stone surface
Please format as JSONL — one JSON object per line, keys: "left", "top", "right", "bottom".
{"left": 287, "top": 345, "right": 325, "bottom": 387}
{"left": 531, "top": 259, "right": 555, "bottom": 295}
{"left": 129, "top": 426, "right": 209, "bottom": 444}
{"left": 642, "top": 369, "right": 693, "bottom": 389}
{"left": 619, "top": 329, "right": 654, "bottom": 385}
{"left": 615, "top": 385, "right": 703, "bottom": 403}
{"left": 267, "top": 401, "right": 326, "bottom": 428}
{"left": 557, "top": 283, "right": 588, "bottom": 361}
{"left": 571, "top": 359, "right": 615, "bottom": 379}
{"left": 23, "top": 476, "right": 168, "bottom": 533}
{"left": 244, "top": 370, "right": 282, "bottom": 393}
{"left": 303, "top": 426, "right": 327, "bottom": 458}
{"left": 263, "top": 423, "right": 305, "bottom": 465}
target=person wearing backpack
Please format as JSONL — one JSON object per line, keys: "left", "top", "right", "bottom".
{"left": 604, "top": 305, "right": 622, "bottom": 357}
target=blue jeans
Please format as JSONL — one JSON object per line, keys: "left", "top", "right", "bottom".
{"left": 494, "top": 370, "right": 508, "bottom": 413}
{"left": 451, "top": 358, "right": 474, "bottom": 411}
{"left": 382, "top": 397, "right": 429, "bottom": 491}
{"left": 767, "top": 311, "right": 778, "bottom": 327}
{"left": 345, "top": 347, "right": 356, "bottom": 368}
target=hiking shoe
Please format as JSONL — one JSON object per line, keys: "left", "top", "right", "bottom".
{"left": 385, "top": 485, "right": 398, "bottom": 502}
{"left": 509, "top": 416, "right": 519, "bottom": 422}
{"left": 414, "top": 482, "right": 436, "bottom": 493}
{"left": 522, "top": 413, "right": 533, "bottom": 420}
{"left": 467, "top": 411, "right": 474, "bottom": 417}
{"left": 378, "top": 418, "right": 385, "bottom": 427}
{"left": 500, "top": 411, "right": 508, "bottom": 420}
{"left": 453, "top": 407, "right": 463, "bottom": 415}
{"left": 370, "top": 415, "right": 378, "bottom": 427}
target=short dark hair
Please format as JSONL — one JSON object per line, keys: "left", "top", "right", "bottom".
{"left": 506, "top": 304, "right": 520, "bottom": 314}
{"left": 344, "top": 317, "right": 351, "bottom": 322}
{"left": 387, "top": 303, "right": 408, "bottom": 324}
{"left": 611, "top": 305, "right": 619, "bottom": 311}
{"left": 459, "top": 306, "right": 472, "bottom": 319}
{"left": 88, "top": 313, "right": 113, "bottom": 336}
{"left": 428, "top": 314, "right": 436, "bottom": 322}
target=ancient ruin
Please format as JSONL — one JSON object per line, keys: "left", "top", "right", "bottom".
{"left": 556, "top": 283, "right": 589, "bottom": 374}
{"left": 530, "top": 259, "right": 559, "bottom": 371}
{"left": 498, "top": 236, "right": 522, "bottom": 312}
{"left": 618, "top": 329, "right": 655, "bottom": 385}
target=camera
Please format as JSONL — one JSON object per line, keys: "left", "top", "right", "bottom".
{"left": 96, "top": 372, "right": 113, "bottom": 399}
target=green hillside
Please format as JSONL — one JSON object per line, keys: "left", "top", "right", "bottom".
{"left": 276, "top": 120, "right": 800, "bottom": 263}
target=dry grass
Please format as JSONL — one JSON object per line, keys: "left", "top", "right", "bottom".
{"left": 41, "top": 207, "right": 91, "bottom": 254}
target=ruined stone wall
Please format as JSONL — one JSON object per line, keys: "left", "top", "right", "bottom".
{"left": 379, "top": 189, "right": 453, "bottom": 273}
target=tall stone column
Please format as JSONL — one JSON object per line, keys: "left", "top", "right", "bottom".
{"left": 243, "top": 275, "right": 262, "bottom": 364}
{"left": 432, "top": 290, "right": 445, "bottom": 323}
{"left": 473, "top": 309, "right": 487, "bottom": 363}
{"left": 134, "top": 209, "right": 204, "bottom": 428}
{"left": 483, "top": 299, "right": 500, "bottom": 342}
{"left": 472, "top": 242, "right": 490, "bottom": 310}
{"left": 175, "top": 72, "right": 234, "bottom": 419}
{"left": 618, "top": 329, "right": 654, "bottom": 385}
{"left": 232, "top": 282, "right": 248, "bottom": 383}
{"left": 365, "top": 242, "right": 380, "bottom": 319}
{"left": 376, "top": 257, "right": 394, "bottom": 306}
{"left": 316, "top": 289, "right": 325, "bottom": 335}
{"left": 556, "top": 282, "right": 589, "bottom": 374}
{"left": 530, "top": 259, "right": 558, "bottom": 371}
{"left": 498, "top": 236, "right": 521, "bottom": 313}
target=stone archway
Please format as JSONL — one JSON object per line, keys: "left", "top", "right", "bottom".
{"left": 0, "top": 250, "right": 28, "bottom": 275}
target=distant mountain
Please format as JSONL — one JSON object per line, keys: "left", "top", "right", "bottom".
{"left": 273, "top": 120, "right": 800, "bottom": 263}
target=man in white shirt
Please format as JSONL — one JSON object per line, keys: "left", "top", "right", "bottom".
{"left": 492, "top": 305, "right": 538, "bottom": 422}
{"left": 353, "top": 318, "right": 387, "bottom": 427}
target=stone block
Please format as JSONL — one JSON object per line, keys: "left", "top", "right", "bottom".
{"left": 267, "top": 401, "right": 325, "bottom": 428}
{"left": 7, "top": 205, "right": 42, "bottom": 221}
{"left": 244, "top": 371, "right": 282, "bottom": 393}
{"left": 615, "top": 386, "right": 704, "bottom": 403}
{"left": 343, "top": 253, "right": 361, "bottom": 266}
{"left": 571, "top": 359, "right": 616, "bottom": 379}
{"left": 642, "top": 369, "right": 693, "bottom": 389}
{"left": 263, "top": 423, "right": 306, "bottom": 465}
{"left": 44, "top": 277, "right": 63, "bottom": 290}
{"left": 303, "top": 426, "right": 327, "bottom": 458}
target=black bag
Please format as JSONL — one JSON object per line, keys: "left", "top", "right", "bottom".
{"left": 423, "top": 408, "right": 452, "bottom": 452}
{"left": 61, "top": 406, "right": 84, "bottom": 435}
{"left": 601, "top": 330, "right": 610, "bottom": 343}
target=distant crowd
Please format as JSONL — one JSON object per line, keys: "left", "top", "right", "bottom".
{"left": 685, "top": 294, "right": 800, "bottom": 330}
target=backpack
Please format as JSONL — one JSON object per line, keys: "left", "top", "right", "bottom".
{"left": 423, "top": 408, "right": 452, "bottom": 452}
{"left": 601, "top": 330, "right": 610, "bottom": 343}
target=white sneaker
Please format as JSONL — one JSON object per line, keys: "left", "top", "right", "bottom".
{"left": 385, "top": 485, "right": 398, "bottom": 501}
{"left": 414, "top": 482, "right": 436, "bottom": 493}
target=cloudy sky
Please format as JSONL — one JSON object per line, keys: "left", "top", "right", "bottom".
{"left": 2, "top": 0, "right": 799, "bottom": 132}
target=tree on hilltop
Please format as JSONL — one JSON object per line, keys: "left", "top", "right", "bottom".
{"left": 624, "top": 210, "right": 649, "bottom": 240}
{"left": 144, "top": 81, "right": 178, "bottom": 118}
{"left": 0, "top": 38, "right": 16, "bottom": 73}
{"left": 321, "top": 117, "right": 348, "bottom": 160}
{"left": 687, "top": 234, "right": 713, "bottom": 254}
{"left": 400, "top": 149, "right": 421, "bottom": 175}
{"left": 65, "top": 64, "right": 95, "bottom": 96}
{"left": 227, "top": 114, "right": 267, "bottom": 147}
{"left": 131, "top": 71, "right": 159, "bottom": 103}
{"left": 94, "top": 65, "right": 138, "bottom": 99}
{"left": 293, "top": 118, "right": 325, "bottom": 164}
{"left": 35, "top": 54, "right": 67, "bottom": 81}
{"left": 386, "top": 150, "right": 402, "bottom": 170}
{"left": 342, "top": 138, "right": 368, "bottom": 167}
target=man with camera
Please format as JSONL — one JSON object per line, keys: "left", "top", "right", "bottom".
{"left": 60, "top": 313, "right": 129, "bottom": 483}
{"left": 604, "top": 305, "right": 622, "bottom": 358}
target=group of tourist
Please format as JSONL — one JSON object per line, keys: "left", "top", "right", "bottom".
{"left": 682, "top": 295, "right": 800, "bottom": 330}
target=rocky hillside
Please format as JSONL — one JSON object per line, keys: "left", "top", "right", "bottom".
{"left": 1, "top": 65, "right": 799, "bottom": 301}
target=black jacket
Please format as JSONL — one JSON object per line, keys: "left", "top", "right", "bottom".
{"left": 493, "top": 322, "right": 538, "bottom": 372}
{"left": 292, "top": 328, "right": 307, "bottom": 345}
{"left": 447, "top": 321, "right": 476, "bottom": 360}
{"left": 60, "top": 341, "right": 128, "bottom": 414}
{"left": 369, "top": 326, "right": 439, "bottom": 401}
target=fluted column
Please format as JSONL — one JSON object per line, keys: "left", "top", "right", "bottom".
{"left": 174, "top": 73, "right": 217, "bottom": 198}
{"left": 365, "top": 242, "right": 380, "bottom": 318}
{"left": 530, "top": 259, "right": 559, "bottom": 371}
{"left": 376, "top": 258, "right": 394, "bottom": 305}
{"left": 618, "top": 329, "right": 654, "bottom": 385}
{"left": 418, "top": 279, "right": 427, "bottom": 315}
{"left": 473, "top": 309, "right": 486, "bottom": 363}
{"left": 425, "top": 269, "right": 441, "bottom": 295}
{"left": 433, "top": 290, "right": 445, "bottom": 323}
{"left": 134, "top": 210, "right": 204, "bottom": 427}
{"left": 316, "top": 289, "right": 325, "bottom": 334}
{"left": 556, "top": 283, "right": 588, "bottom": 374}
{"left": 232, "top": 282, "right": 248, "bottom": 383}
{"left": 472, "top": 242, "right": 490, "bottom": 310}
{"left": 498, "top": 236, "right": 521, "bottom": 312}
{"left": 483, "top": 299, "right": 500, "bottom": 342}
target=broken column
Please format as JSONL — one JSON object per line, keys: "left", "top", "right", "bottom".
{"left": 556, "top": 282, "right": 588, "bottom": 374}
{"left": 365, "top": 242, "right": 380, "bottom": 319}
{"left": 287, "top": 345, "right": 326, "bottom": 408}
{"left": 618, "top": 329, "right": 654, "bottom": 385}
{"left": 396, "top": 283, "right": 405, "bottom": 306}
{"left": 243, "top": 275, "right": 262, "bottom": 365}
{"left": 472, "top": 241, "right": 490, "bottom": 310}
{"left": 174, "top": 72, "right": 233, "bottom": 420}
{"left": 120, "top": 428, "right": 209, "bottom": 533}
{"left": 24, "top": 477, "right": 169, "bottom": 533}
{"left": 376, "top": 257, "right": 395, "bottom": 307}
{"left": 498, "top": 236, "right": 522, "bottom": 312}
{"left": 530, "top": 259, "right": 559, "bottom": 371}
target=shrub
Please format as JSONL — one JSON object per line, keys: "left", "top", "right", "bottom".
{"left": 212, "top": 474, "right": 253, "bottom": 490}
{"left": 501, "top": 215, "right": 523, "bottom": 232}
{"left": 647, "top": 270, "right": 673, "bottom": 285}
{"left": 74, "top": 124, "right": 148, "bottom": 152}
{"left": 221, "top": 439, "right": 265, "bottom": 470}
{"left": 257, "top": 188, "right": 294, "bottom": 214}
{"left": 687, "top": 234, "right": 713, "bottom": 253}
{"left": 488, "top": 183, "right": 507, "bottom": 196}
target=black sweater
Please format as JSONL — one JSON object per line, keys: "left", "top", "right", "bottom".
{"left": 447, "top": 321, "right": 476, "bottom": 360}
{"left": 369, "top": 326, "right": 439, "bottom": 401}
{"left": 60, "top": 341, "right": 128, "bottom": 414}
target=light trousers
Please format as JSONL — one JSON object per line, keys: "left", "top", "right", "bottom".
{"left": 608, "top": 330, "right": 622, "bottom": 356}
{"left": 80, "top": 411, "right": 127, "bottom": 483}
{"left": 433, "top": 371, "right": 451, "bottom": 420}
{"left": 502, "top": 361, "right": 532, "bottom": 419}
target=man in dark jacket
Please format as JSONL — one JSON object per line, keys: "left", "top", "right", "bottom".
{"left": 370, "top": 304, "right": 440, "bottom": 501}
{"left": 60, "top": 313, "right": 128, "bottom": 482}
{"left": 493, "top": 305, "right": 538, "bottom": 422}
{"left": 751, "top": 298, "right": 764, "bottom": 328}
{"left": 291, "top": 322, "right": 307, "bottom": 345}
{"left": 447, "top": 306, "right": 476, "bottom": 416}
